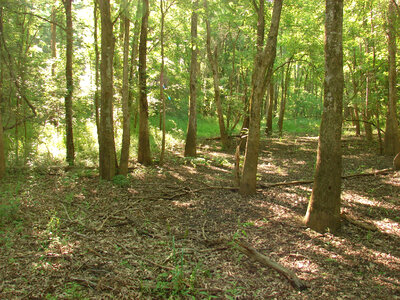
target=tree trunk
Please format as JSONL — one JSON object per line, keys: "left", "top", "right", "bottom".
{"left": 278, "top": 63, "right": 290, "bottom": 136}
{"left": 138, "top": 0, "right": 152, "bottom": 165}
{"left": 304, "top": 0, "right": 344, "bottom": 234}
{"left": 204, "top": 0, "right": 230, "bottom": 149}
{"left": 159, "top": 0, "right": 166, "bottom": 162}
{"left": 119, "top": 0, "right": 131, "bottom": 175}
{"left": 0, "top": 34, "right": 4, "bottom": 179}
{"left": 353, "top": 104, "right": 360, "bottom": 136}
{"left": 63, "top": 0, "right": 75, "bottom": 166}
{"left": 363, "top": 74, "right": 373, "bottom": 140}
{"left": 51, "top": 1, "right": 57, "bottom": 76}
{"left": 94, "top": 1, "right": 101, "bottom": 145}
{"left": 184, "top": 0, "right": 199, "bottom": 157}
{"left": 239, "top": 0, "right": 283, "bottom": 196}
{"left": 384, "top": 0, "right": 400, "bottom": 155}
{"left": 265, "top": 78, "right": 274, "bottom": 136}
{"left": 129, "top": 2, "right": 141, "bottom": 131}
{"left": 0, "top": 110, "right": 4, "bottom": 179}
{"left": 99, "top": 0, "right": 117, "bottom": 180}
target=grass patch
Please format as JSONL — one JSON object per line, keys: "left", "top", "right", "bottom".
{"left": 279, "top": 118, "right": 320, "bottom": 136}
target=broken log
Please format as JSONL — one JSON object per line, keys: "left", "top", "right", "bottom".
{"left": 233, "top": 239, "right": 308, "bottom": 291}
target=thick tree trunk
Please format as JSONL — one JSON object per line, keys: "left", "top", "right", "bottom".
{"left": 204, "top": 0, "right": 230, "bottom": 150}
{"left": 63, "top": 0, "right": 75, "bottom": 166}
{"left": 184, "top": 0, "right": 199, "bottom": 157}
{"left": 119, "top": 1, "right": 131, "bottom": 175}
{"left": 239, "top": 0, "right": 283, "bottom": 195}
{"left": 99, "top": 0, "right": 117, "bottom": 180}
{"left": 138, "top": 0, "right": 152, "bottom": 165}
{"left": 304, "top": 0, "right": 344, "bottom": 234}
{"left": 384, "top": 0, "right": 400, "bottom": 155}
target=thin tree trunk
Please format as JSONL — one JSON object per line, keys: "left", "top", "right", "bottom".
{"left": 265, "top": 78, "right": 274, "bottom": 136}
{"left": 63, "top": 0, "right": 74, "bottom": 166}
{"left": 384, "top": 0, "right": 400, "bottom": 155}
{"left": 305, "top": 0, "right": 344, "bottom": 233}
{"left": 99, "top": 0, "right": 117, "bottom": 180}
{"left": 94, "top": 1, "right": 101, "bottom": 144}
{"left": 0, "top": 22, "right": 4, "bottom": 179}
{"left": 363, "top": 73, "right": 373, "bottom": 140}
{"left": 184, "top": 0, "right": 199, "bottom": 157}
{"left": 204, "top": 0, "right": 230, "bottom": 149}
{"left": 51, "top": 1, "right": 57, "bottom": 76}
{"left": 239, "top": 0, "right": 283, "bottom": 195}
{"left": 278, "top": 63, "right": 290, "bottom": 136}
{"left": 119, "top": 0, "right": 131, "bottom": 175}
{"left": 370, "top": 9, "right": 383, "bottom": 154}
{"left": 129, "top": 2, "right": 141, "bottom": 131}
{"left": 353, "top": 104, "right": 360, "bottom": 136}
{"left": 138, "top": 0, "right": 152, "bottom": 165}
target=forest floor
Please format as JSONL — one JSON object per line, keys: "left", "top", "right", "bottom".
{"left": 1, "top": 135, "right": 399, "bottom": 299}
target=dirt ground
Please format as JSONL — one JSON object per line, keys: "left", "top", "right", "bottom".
{"left": 1, "top": 135, "right": 399, "bottom": 299}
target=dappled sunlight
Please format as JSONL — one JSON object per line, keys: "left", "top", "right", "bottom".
{"left": 181, "top": 165, "right": 199, "bottom": 175}
{"left": 374, "top": 218, "right": 400, "bottom": 237}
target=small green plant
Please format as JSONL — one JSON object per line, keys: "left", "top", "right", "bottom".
{"left": 63, "top": 282, "right": 87, "bottom": 299}
{"left": 0, "top": 198, "right": 21, "bottom": 227}
{"left": 112, "top": 174, "right": 130, "bottom": 187}
{"left": 225, "top": 281, "right": 244, "bottom": 299}
{"left": 46, "top": 211, "right": 60, "bottom": 236}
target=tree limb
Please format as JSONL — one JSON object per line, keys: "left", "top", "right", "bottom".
{"left": 233, "top": 239, "right": 308, "bottom": 291}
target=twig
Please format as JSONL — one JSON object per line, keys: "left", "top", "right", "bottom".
{"left": 116, "top": 243, "right": 174, "bottom": 271}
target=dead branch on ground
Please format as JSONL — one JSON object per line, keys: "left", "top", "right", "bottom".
{"left": 232, "top": 239, "right": 308, "bottom": 291}
{"left": 341, "top": 213, "right": 378, "bottom": 231}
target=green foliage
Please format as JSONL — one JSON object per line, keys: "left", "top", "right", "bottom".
{"left": 0, "top": 198, "right": 20, "bottom": 227}
{"left": 112, "top": 174, "right": 130, "bottom": 187}
{"left": 277, "top": 118, "right": 321, "bottom": 136}
{"left": 0, "top": 181, "right": 23, "bottom": 227}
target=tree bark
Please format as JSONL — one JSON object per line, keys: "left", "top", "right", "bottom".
{"left": 119, "top": 0, "right": 131, "bottom": 175}
{"left": 239, "top": 0, "right": 283, "bottom": 195}
{"left": 184, "top": 0, "right": 199, "bottom": 157}
{"left": 99, "top": 0, "right": 117, "bottom": 180}
{"left": 63, "top": 0, "right": 75, "bottom": 166}
{"left": 384, "top": 0, "right": 400, "bottom": 155}
{"left": 138, "top": 0, "right": 152, "bottom": 165}
{"left": 304, "top": 0, "right": 344, "bottom": 234}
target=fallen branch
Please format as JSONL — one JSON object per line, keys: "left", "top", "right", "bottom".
{"left": 257, "top": 168, "right": 394, "bottom": 190}
{"left": 156, "top": 168, "right": 394, "bottom": 200}
{"left": 341, "top": 213, "right": 377, "bottom": 231}
{"left": 233, "top": 239, "right": 307, "bottom": 291}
